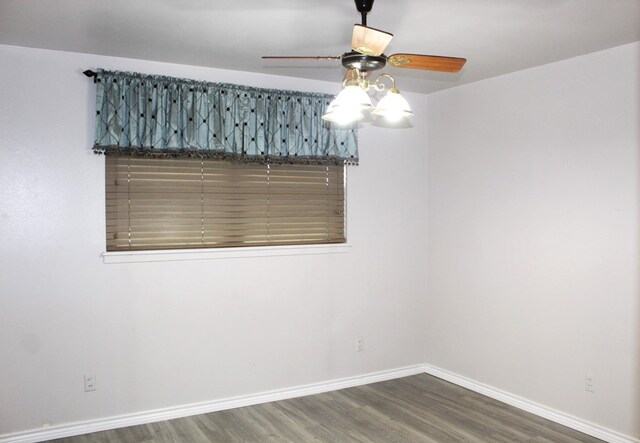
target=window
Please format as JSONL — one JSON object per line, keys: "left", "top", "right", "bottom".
{"left": 105, "top": 156, "right": 345, "bottom": 251}
{"left": 92, "top": 69, "right": 356, "bottom": 254}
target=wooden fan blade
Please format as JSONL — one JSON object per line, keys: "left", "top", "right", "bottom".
{"left": 351, "top": 24, "right": 393, "bottom": 56}
{"left": 387, "top": 53, "right": 466, "bottom": 73}
{"left": 262, "top": 56, "right": 341, "bottom": 60}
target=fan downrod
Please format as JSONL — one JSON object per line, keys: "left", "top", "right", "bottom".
{"left": 354, "top": 0, "right": 375, "bottom": 26}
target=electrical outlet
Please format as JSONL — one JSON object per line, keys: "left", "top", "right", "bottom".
{"left": 84, "top": 374, "right": 96, "bottom": 392}
{"left": 356, "top": 337, "right": 365, "bottom": 352}
{"left": 585, "top": 373, "right": 594, "bottom": 393}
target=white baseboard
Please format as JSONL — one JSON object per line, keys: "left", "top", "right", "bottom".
{"left": 0, "top": 364, "right": 425, "bottom": 443}
{"left": 422, "top": 364, "right": 639, "bottom": 443}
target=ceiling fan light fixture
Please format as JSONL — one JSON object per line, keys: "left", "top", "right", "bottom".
{"left": 371, "top": 87, "right": 414, "bottom": 122}
{"left": 322, "top": 102, "right": 364, "bottom": 125}
{"left": 323, "top": 72, "right": 413, "bottom": 126}
{"left": 322, "top": 82, "right": 372, "bottom": 125}
{"left": 333, "top": 84, "right": 374, "bottom": 111}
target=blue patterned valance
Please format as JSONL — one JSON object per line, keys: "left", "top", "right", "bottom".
{"left": 92, "top": 69, "right": 358, "bottom": 164}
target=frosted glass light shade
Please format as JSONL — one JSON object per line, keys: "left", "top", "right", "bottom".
{"left": 322, "top": 99, "right": 363, "bottom": 125}
{"left": 333, "top": 85, "right": 373, "bottom": 111}
{"left": 371, "top": 89, "right": 414, "bottom": 122}
{"left": 322, "top": 85, "right": 372, "bottom": 125}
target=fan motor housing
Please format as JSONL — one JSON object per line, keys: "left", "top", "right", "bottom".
{"left": 341, "top": 51, "right": 386, "bottom": 72}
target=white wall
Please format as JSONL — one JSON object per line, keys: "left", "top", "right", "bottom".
{"left": 0, "top": 44, "right": 428, "bottom": 435}
{"left": 426, "top": 42, "right": 640, "bottom": 438}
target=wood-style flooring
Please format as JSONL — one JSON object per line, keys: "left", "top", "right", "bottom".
{"left": 52, "top": 374, "right": 603, "bottom": 442}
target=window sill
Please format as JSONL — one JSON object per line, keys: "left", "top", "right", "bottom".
{"left": 102, "top": 243, "right": 352, "bottom": 264}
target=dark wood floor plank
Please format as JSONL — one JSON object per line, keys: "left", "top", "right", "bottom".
{"left": 50, "top": 374, "right": 603, "bottom": 443}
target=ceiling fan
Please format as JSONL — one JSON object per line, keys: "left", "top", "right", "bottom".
{"left": 262, "top": 0, "right": 467, "bottom": 76}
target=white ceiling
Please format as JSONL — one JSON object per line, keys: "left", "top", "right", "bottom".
{"left": 1, "top": 0, "right": 639, "bottom": 93}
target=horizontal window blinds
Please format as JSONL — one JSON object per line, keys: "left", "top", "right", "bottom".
{"left": 106, "top": 157, "right": 345, "bottom": 251}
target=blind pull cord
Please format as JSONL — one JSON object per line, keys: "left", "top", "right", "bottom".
{"left": 201, "top": 160, "right": 205, "bottom": 247}
{"left": 127, "top": 159, "right": 132, "bottom": 248}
